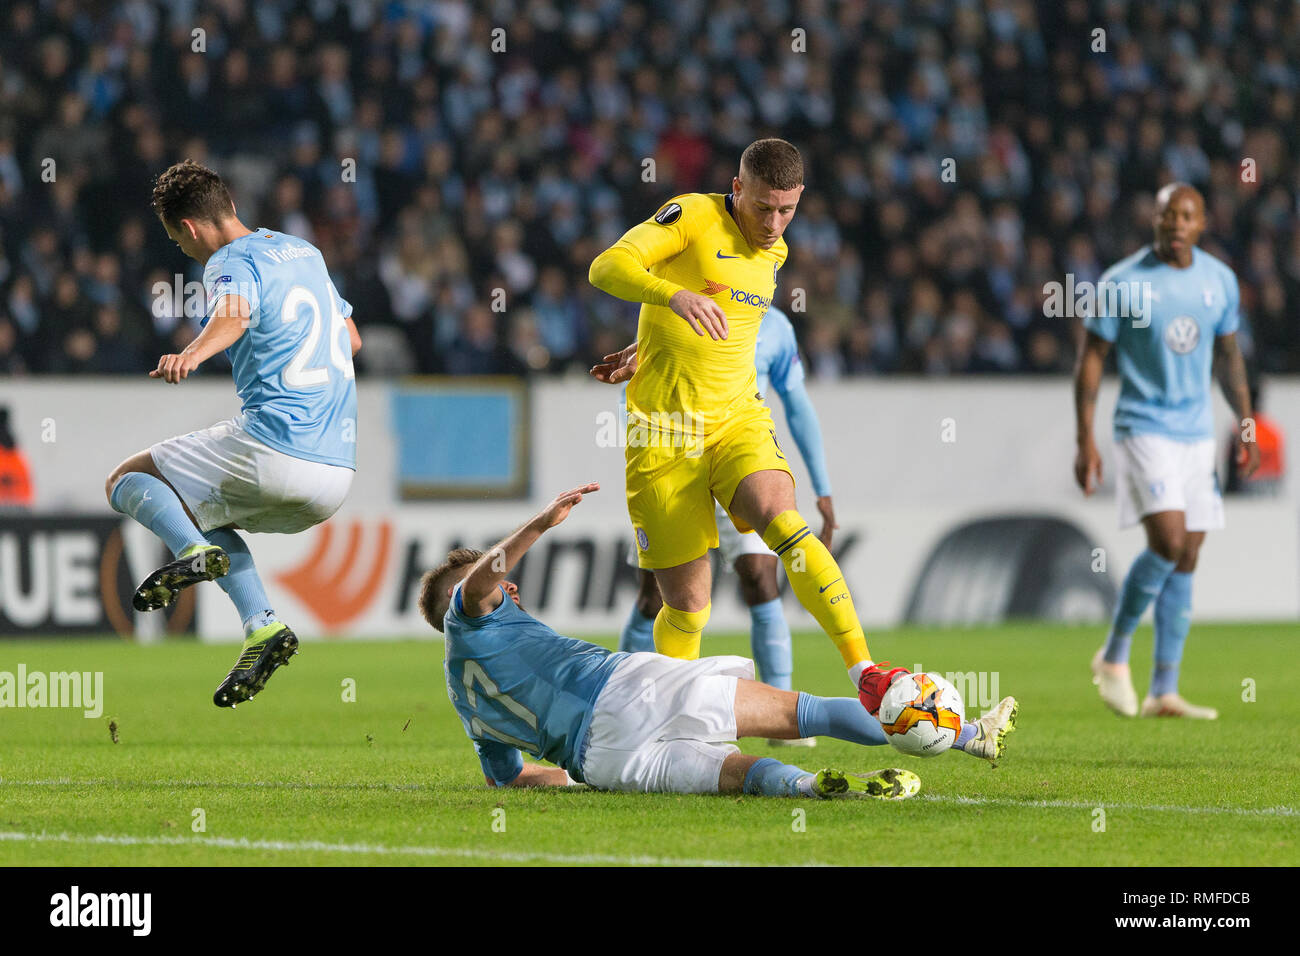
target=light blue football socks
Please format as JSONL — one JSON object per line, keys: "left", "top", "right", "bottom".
{"left": 618, "top": 606, "right": 656, "bottom": 653}
{"left": 109, "top": 472, "right": 207, "bottom": 557}
{"left": 1103, "top": 548, "right": 1177, "bottom": 664}
{"left": 952, "top": 721, "right": 978, "bottom": 751}
{"left": 742, "top": 757, "right": 815, "bottom": 797}
{"left": 204, "top": 528, "right": 278, "bottom": 637}
{"left": 750, "top": 597, "right": 793, "bottom": 690}
{"left": 1151, "top": 571, "right": 1193, "bottom": 697}
{"left": 796, "top": 692, "right": 886, "bottom": 745}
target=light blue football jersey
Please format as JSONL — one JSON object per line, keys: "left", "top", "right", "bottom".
{"left": 443, "top": 583, "right": 626, "bottom": 784}
{"left": 755, "top": 306, "right": 832, "bottom": 496}
{"left": 1085, "top": 245, "right": 1239, "bottom": 442}
{"left": 202, "top": 228, "right": 358, "bottom": 469}
{"left": 754, "top": 306, "right": 805, "bottom": 398}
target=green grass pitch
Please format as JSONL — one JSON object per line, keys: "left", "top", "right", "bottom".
{"left": 1, "top": 623, "right": 1294, "bottom": 866}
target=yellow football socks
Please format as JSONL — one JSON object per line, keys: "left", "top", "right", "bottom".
{"left": 762, "top": 510, "right": 870, "bottom": 669}
{"left": 653, "top": 602, "right": 711, "bottom": 660}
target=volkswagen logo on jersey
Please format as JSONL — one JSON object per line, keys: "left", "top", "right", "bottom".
{"left": 1164, "top": 315, "right": 1200, "bottom": 354}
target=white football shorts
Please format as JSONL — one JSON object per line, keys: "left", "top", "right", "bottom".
{"left": 714, "top": 502, "right": 774, "bottom": 565}
{"left": 624, "top": 502, "right": 772, "bottom": 570}
{"left": 1114, "top": 433, "right": 1224, "bottom": 531}
{"left": 580, "top": 652, "right": 754, "bottom": 794}
{"left": 151, "top": 418, "right": 353, "bottom": 534}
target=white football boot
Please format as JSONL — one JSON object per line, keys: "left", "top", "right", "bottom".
{"left": 1091, "top": 647, "right": 1139, "bottom": 717}
{"left": 1140, "top": 694, "right": 1218, "bottom": 720}
{"left": 768, "top": 736, "right": 818, "bottom": 748}
{"left": 962, "top": 695, "right": 1019, "bottom": 766}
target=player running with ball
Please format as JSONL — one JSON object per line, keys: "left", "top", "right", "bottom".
{"left": 597, "top": 304, "right": 835, "bottom": 748}
{"left": 588, "top": 138, "right": 1015, "bottom": 752}
{"left": 104, "top": 160, "right": 361, "bottom": 707}
{"left": 422, "top": 482, "right": 1015, "bottom": 798}
{"left": 1075, "top": 182, "right": 1258, "bottom": 719}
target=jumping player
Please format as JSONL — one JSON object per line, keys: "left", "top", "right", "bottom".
{"left": 104, "top": 160, "right": 361, "bottom": 707}
{"left": 421, "top": 482, "right": 1019, "bottom": 798}
{"left": 1075, "top": 182, "right": 1258, "bottom": 718}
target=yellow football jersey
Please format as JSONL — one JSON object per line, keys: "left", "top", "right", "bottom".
{"left": 589, "top": 192, "right": 787, "bottom": 436}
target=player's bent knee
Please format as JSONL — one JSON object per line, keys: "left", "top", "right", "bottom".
{"left": 105, "top": 464, "right": 133, "bottom": 504}
{"left": 736, "top": 560, "right": 779, "bottom": 605}
{"left": 1177, "top": 543, "right": 1201, "bottom": 572}
{"left": 1150, "top": 533, "right": 1185, "bottom": 563}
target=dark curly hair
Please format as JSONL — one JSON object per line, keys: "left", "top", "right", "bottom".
{"left": 740, "top": 138, "right": 803, "bottom": 190}
{"left": 418, "top": 548, "right": 485, "bottom": 632}
{"left": 150, "top": 159, "right": 235, "bottom": 226}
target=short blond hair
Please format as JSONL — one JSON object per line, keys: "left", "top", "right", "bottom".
{"left": 418, "top": 548, "right": 483, "bottom": 632}
{"left": 740, "top": 138, "right": 803, "bottom": 190}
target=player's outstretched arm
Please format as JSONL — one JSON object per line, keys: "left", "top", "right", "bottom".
{"left": 1214, "top": 333, "right": 1260, "bottom": 479}
{"left": 488, "top": 764, "right": 574, "bottom": 789}
{"left": 150, "top": 294, "right": 251, "bottom": 384}
{"left": 460, "top": 482, "right": 601, "bottom": 616}
{"left": 1073, "top": 331, "right": 1110, "bottom": 494}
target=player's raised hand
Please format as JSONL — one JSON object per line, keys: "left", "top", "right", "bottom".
{"left": 150, "top": 352, "right": 201, "bottom": 384}
{"left": 816, "top": 495, "right": 838, "bottom": 547}
{"left": 668, "top": 290, "right": 728, "bottom": 340}
{"left": 1074, "top": 437, "right": 1103, "bottom": 495}
{"left": 537, "top": 481, "right": 600, "bottom": 529}
{"left": 589, "top": 343, "right": 638, "bottom": 384}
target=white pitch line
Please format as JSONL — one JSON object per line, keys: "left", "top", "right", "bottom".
{"left": 918, "top": 794, "right": 1296, "bottom": 817}
{"left": 0, "top": 777, "right": 433, "bottom": 792}
{"left": 2, "top": 778, "right": 1293, "bottom": 818}
{"left": 0, "top": 831, "right": 774, "bottom": 867}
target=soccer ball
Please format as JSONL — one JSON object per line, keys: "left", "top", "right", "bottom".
{"left": 877, "top": 672, "right": 965, "bottom": 757}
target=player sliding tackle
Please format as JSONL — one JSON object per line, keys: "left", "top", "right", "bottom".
{"left": 588, "top": 138, "right": 1014, "bottom": 751}
{"left": 104, "top": 160, "right": 360, "bottom": 707}
{"left": 422, "top": 483, "right": 1000, "bottom": 799}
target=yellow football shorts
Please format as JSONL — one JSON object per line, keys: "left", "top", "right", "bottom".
{"left": 625, "top": 404, "right": 794, "bottom": 569}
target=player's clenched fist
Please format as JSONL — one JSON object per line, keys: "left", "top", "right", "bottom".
{"left": 668, "top": 289, "right": 729, "bottom": 340}
{"left": 151, "top": 352, "right": 201, "bottom": 384}
{"left": 1074, "top": 437, "right": 1103, "bottom": 495}
{"left": 1235, "top": 428, "right": 1261, "bottom": 479}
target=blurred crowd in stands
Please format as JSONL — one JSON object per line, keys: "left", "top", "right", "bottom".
{"left": 1, "top": 0, "right": 1298, "bottom": 380}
